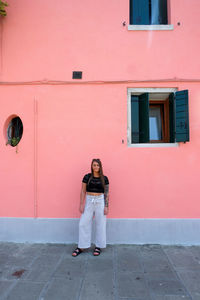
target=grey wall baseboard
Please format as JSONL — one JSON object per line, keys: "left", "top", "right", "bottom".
{"left": 0, "top": 217, "right": 200, "bottom": 245}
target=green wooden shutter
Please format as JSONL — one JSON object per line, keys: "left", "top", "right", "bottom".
{"left": 139, "top": 93, "right": 149, "bottom": 143}
{"left": 131, "top": 95, "right": 139, "bottom": 143}
{"left": 175, "top": 90, "right": 189, "bottom": 142}
{"left": 131, "top": 93, "right": 149, "bottom": 143}
{"left": 151, "top": 0, "right": 168, "bottom": 25}
{"left": 169, "top": 93, "right": 175, "bottom": 143}
{"left": 130, "top": 0, "right": 150, "bottom": 25}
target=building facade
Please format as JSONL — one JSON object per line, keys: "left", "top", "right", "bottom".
{"left": 0, "top": 0, "right": 200, "bottom": 244}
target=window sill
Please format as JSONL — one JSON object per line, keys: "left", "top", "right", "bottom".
{"left": 128, "top": 24, "right": 174, "bottom": 31}
{"left": 128, "top": 143, "right": 178, "bottom": 148}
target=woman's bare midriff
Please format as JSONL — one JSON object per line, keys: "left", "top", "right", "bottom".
{"left": 86, "top": 192, "right": 103, "bottom": 196}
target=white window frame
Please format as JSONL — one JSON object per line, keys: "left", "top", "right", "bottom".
{"left": 128, "top": 24, "right": 173, "bottom": 31}
{"left": 127, "top": 87, "right": 178, "bottom": 148}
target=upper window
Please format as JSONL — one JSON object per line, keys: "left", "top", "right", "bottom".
{"left": 128, "top": 89, "right": 189, "bottom": 145}
{"left": 130, "top": 0, "right": 168, "bottom": 25}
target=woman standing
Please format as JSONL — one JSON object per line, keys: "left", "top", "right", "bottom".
{"left": 72, "top": 158, "right": 109, "bottom": 256}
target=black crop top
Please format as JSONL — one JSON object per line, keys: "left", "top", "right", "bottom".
{"left": 82, "top": 173, "right": 109, "bottom": 193}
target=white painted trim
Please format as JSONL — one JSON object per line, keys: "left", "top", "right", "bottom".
{"left": 127, "top": 88, "right": 178, "bottom": 147}
{"left": 128, "top": 24, "right": 174, "bottom": 31}
{"left": 1, "top": 217, "right": 200, "bottom": 245}
{"left": 127, "top": 88, "right": 177, "bottom": 94}
{"left": 127, "top": 89, "right": 132, "bottom": 145}
{"left": 128, "top": 143, "right": 178, "bottom": 148}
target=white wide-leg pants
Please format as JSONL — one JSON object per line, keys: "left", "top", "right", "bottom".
{"left": 78, "top": 194, "right": 106, "bottom": 249}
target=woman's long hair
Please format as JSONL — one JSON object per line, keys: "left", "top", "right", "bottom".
{"left": 88, "top": 158, "right": 105, "bottom": 188}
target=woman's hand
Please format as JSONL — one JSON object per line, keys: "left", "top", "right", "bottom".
{"left": 79, "top": 203, "right": 85, "bottom": 214}
{"left": 104, "top": 206, "right": 109, "bottom": 215}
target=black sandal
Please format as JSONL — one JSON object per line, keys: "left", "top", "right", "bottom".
{"left": 72, "top": 247, "right": 83, "bottom": 257}
{"left": 93, "top": 247, "right": 101, "bottom": 256}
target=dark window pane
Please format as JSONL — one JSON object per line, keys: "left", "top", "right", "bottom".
{"left": 151, "top": 0, "right": 168, "bottom": 24}
{"left": 131, "top": 96, "right": 140, "bottom": 143}
{"left": 130, "top": 0, "right": 150, "bottom": 25}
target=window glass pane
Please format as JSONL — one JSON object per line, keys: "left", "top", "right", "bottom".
{"left": 151, "top": 0, "right": 168, "bottom": 25}
{"left": 149, "top": 106, "right": 162, "bottom": 140}
{"left": 130, "top": 0, "right": 150, "bottom": 25}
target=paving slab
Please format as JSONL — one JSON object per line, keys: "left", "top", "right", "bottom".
{"left": 153, "top": 296, "right": 191, "bottom": 300}
{"left": 117, "top": 245, "right": 143, "bottom": 272}
{"left": 0, "top": 242, "right": 200, "bottom": 300}
{"left": 177, "top": 270, "right": 200, "bottom": 294}
{"left": 1, "top": 266, "right": 28, "bottom": 281}
{"left": 87, "top": 257, "right": 113, "bottom": 273}
{"left": 186, "top": 246, "right": 200, "bottom": 264}
{"left": 53, "top": 256, "right": 85, "bottom": 279}
{"left": 147, "top": 279, "right": 187, "bottom": 296}
{"left": 79, "top": 271, "right": 114, "bottom": 300}
{"left": 16, "top": 244, "right": 45, "bottom": 258}
{"left": 163, "top": 245, "right": 199, "bottom": 270}
{"left": 117, "top": 272, "right": 150, "bottom": 298}
{"left": 190, "top": 294, "right": 200, "bottom": 300}
{"left": 5, "top": 281, "right": 44, "bottom": 300}
{"left": 24, "top": 255, "right": 61, "bottom": 282}
{"left": 41, "top": 277, "right": 82, "bottom": 300}
{"left": 3, "top": 254, "right": 34, "bottom": 270}
{"left": 0, "top": 243, "right": 23, "bottom": 256}
{"left": 0, "top": 254, "right": 10, "bottom": 267}
{"left": 0, "top": 265, "right": 12, "bottom": 280}
{"left": 144, "top": 270, "right": 178, "bottom": 281}
{"left": 140, "top": 245, "right": 173, "bottom": 273}
{"left": 39, "top": 244, "right": 68, "bottom": 256}
{"left": 118, "top": 298, "right": 150, "bottom": 300}
{"left": 0, "top": 281, "right": 16, "bottom": 299}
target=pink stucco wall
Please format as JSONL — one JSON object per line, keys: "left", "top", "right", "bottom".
{"left": 0, "top": 0, "right": 200, "bottom": 218}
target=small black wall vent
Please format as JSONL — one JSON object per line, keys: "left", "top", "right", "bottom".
{"left": 72, "top": 71, "right": 82, "bottom": 79}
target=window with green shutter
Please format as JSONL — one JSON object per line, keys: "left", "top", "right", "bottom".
{"left": 130, "top": 0, "right": 168, "bottom": 25}
{"left": 131, "top": 93, "right": 149, "bottom": 143}
{"left": 170, "top": 90, "right": 189, "bottom": 142}
{"left": 130, "top": 90, "right": 189, "bottom": 144}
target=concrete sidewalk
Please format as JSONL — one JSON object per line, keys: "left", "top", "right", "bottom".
{"left": 0, "top": 243, "right": 200, "bottom": 300}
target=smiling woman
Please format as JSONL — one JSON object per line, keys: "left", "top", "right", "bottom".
{"left": 72, "top": 158, "right": 109, "bottom": 257}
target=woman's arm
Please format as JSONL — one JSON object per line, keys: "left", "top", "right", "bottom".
{"left": 104, "top": 184, "right": 109, "bottom": 215}
{"left": 79, "top": 182, "right": 86, "bottom": 213}
{"left": 104, "top": 184, "right": 109, "bottom": 207}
